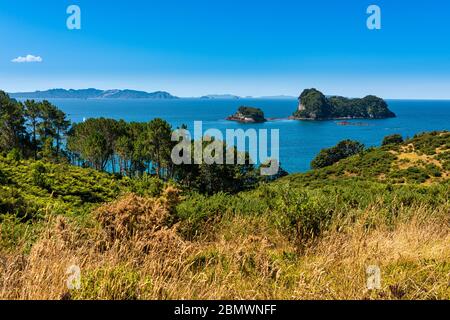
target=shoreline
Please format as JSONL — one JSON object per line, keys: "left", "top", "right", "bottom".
{"left": 226, "top": 115, "right": 395, "bottom": 123}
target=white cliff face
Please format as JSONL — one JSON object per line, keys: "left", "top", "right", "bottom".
{"left": 298, "top": 98, "right": 305, "bottom": 111}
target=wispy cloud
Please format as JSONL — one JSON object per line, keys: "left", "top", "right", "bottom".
{"left": 11, "top": 55, "right": 43, "bottom": 63}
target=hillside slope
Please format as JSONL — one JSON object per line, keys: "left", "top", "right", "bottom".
{"left": 0, "top": 131, "right": 449, "bottom": 300}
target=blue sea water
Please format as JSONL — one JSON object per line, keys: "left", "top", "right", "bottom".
{"left": 38, "top": 98, "right": 450, "bottom": 173}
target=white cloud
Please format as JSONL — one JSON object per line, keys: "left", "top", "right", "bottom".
{"left": 11, "top": 55, "right": 43, "bottom": 63}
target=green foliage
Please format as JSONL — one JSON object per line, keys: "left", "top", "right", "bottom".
{"left": 389, "top": 167, "right": 431, "bottom": 184}
{"left": 72, "top": 265, "right": 142, "bottom": 300}
{"left": 67, "top": 118, "right": 119, "bottom": 171}
{"left": 235, "top": 106, "right": 266, "bottom": 122}
{"left": 293, "top": 88, "right": 395, "bottom": 119}
{"left": 1, "top": 90, "right": 449, "bottom": 259}
{"left": 263, "top": 185, "right": 334, "bottom": 246}
{"left": 0, "top": 92, "right": 69, "bottom": 161}
{"left": 0, "top": 214, "right": 43, "bottom": 252}
{"left": 294, "top": 88, "right": 332, "bottom": 119}
{"left": 0, "top": 156, "right": 128, "bottom": 222}
{"left": 0, "top": 186, "right": 29, "bottom": 218}
{"left": 409, "top": 131, "right": 450, "bottom": 155}
{"left": 436, "top": 151, "right": 450, "bottom": 171}
{"left": 127, "top": 173, "right": 164, "bottom": 197}
{"left": 383, "top": 134, "right": 404, "bottom": 146}
{"left": 172, "top": 141, "right": 259, "bottom": 195}
{"left": 0, "top": 91, "right": 27, "bottom": 154}
{"left": 176, "top": 176, "right": 449, "bottom": 245}
{"left": 7, "top": 148, "right": 22, "bottom": 161}
{"left": 311, "top": 140, "right": 365, "bottom": 169}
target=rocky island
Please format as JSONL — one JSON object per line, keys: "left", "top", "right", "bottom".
{"left": 292, "top": 88, "right": 396, "bottom": 120}
{"left": 227, "top": 106, "right": 267, "bottom": 123}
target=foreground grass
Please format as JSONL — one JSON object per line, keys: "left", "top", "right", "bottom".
{"left": 0, "top": 131, "right": 449, "bottom": 300}
{"left": 1, "top": 190, "right": 448, "bottom": 300}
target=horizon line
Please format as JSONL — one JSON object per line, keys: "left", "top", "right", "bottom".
{"left": 6, "top": 88, "right": 450, "bottom": 101}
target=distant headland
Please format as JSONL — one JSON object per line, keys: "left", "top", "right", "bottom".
{"left": 227, "top": 106, "right": 267, "bottom": 123}
{"left": 292, "top": 88, "right": 396, "bottom": 120}
{"left": 9, "top": 88, "right": 179, "bottom": 100}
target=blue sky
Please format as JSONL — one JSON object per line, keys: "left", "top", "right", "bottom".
{"left": 1, "top": 0, "right": 449, "bottom": 98}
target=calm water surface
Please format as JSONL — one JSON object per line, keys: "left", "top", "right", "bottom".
{"left": 34, "top": 98, "right": 450, "bottom": 173}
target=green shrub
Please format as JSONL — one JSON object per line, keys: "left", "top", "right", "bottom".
{"left": 425, "top": 164, "right": 442, "bottom": 177}
{"left": 389, "top": 167, "right": 430, "bottom": 184}
{"left": 382, "top": 134, "right": 404, "bottom": 146}
{"left": 127, "top": 173, "right": 164, "bottom": 197}
{"left": 0, "top": 187, "right": 29, "bottom": 219}
{"left": 311, "top": 140, "right": 365, "bottom": 169}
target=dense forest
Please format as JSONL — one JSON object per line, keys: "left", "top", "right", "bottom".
{"left": 293, "top": 88, "right": 396, "bottom": 120}
{"left": 0, "top": 91, "right": 284, "bottom": 195}
{"left": 1, "top": 89, "right": 449, "bottom": 300}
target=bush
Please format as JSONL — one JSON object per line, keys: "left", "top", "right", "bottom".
{"left": 267, "top": 186, "right": 334, "bottom": 247}
{"left": 311, "top": 140, "right": 365, "bottom": 169}
{"left": 382, "top": 134, "right": 404, "bottom": 146}
{"left": 31, "top": 161, "right": 52, "bottom": 190}
{"left": 389, "top": 167, "right": 430, "bottom": 184}
{"left": 0, "top": 187, "right": 29, "bottom": 219}
{"left": 127, "top": 173, "right": 164, "bottom": 197}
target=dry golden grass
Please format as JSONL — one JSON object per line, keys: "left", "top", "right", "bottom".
{"left": 390, "top": 144, "right": 450, "bottom": 182}
{"left": 1, "top": 189, "right": 449, "bottom": 300}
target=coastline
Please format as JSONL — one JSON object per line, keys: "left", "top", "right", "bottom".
{"left": 226, "top": 115, "right": 396, "bottom": 123}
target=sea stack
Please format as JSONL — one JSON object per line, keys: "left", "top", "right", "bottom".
{"left": 292, "top": 88, "right": 396, "bottom": 120}
{"left": 227, "top": 106, "right": 267, "bottom": 123}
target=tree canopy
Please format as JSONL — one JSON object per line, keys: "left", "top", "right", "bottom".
{"left": 382, "top": 134, "right": 404, "bottom": 146}
{"left": 294, "top": 88, "right": 396, "bottom": 120}
{"left": 311, "top": 140, "right": 365, "bottom": 169}
{"left": 0, "top": 90, "right": 286, "bottom": 195}
{"left": 228, "top": 106, "right": 267, "bottom": 123}
{"left": 0, "top": 91, "right": 69, "bottom": 160}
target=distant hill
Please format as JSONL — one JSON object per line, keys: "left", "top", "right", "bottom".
{"left": 9, "top": 88, "right": 178, "bottom": 99}
{"left": 257, "top": 95, "right": 296, "bottom": 100}
{"left": 200, "top": 94, "right": 241, "bottom": 100}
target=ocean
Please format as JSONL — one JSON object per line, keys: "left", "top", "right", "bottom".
{"left": 33, "top": 98, "right": 450, "bottom": 173}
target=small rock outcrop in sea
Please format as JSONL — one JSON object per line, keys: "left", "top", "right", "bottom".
{"left": 227, "top": 106, "right": 267, "bottom": 123}
{"left": 293, "top": 88, "right": 396, "bottom": 120}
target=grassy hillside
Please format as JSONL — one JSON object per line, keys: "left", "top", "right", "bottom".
{"left": 1, "top": 131, "right": 449, "bottom": 299}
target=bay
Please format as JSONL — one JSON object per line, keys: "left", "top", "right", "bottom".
{"left": 30, "top": 98, "right": 450, "bottom": 173}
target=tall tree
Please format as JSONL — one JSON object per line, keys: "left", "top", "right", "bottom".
{"left": 67, "top": 118, "right": 117, "bottom": 171}
{"left": 144, "top": 118, "right": 173, "bottom": 178}
{"left": 38, "top": 100, "right": 57, "bottom": 141}
{"left": 0, "top": 91, "right": 27, "bottom": 155}
{"left": 52, "top": 108, "right": 70, "bottom": 159}
{"left": 24, "top": 100, "right": 42, "bottom": 159}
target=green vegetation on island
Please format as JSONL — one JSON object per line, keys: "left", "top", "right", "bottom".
{"left": 227, "top": 106, "right": 267, "bottom": 123}
{"left": 293, "top": 88, "right": 396, "bottom": 120}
